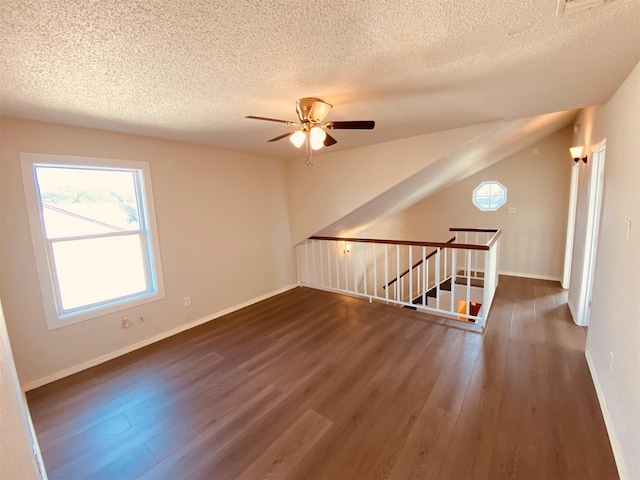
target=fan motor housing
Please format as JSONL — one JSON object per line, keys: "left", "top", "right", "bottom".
{"left": 296, "top": 97, "right": 331, "bottom": 122}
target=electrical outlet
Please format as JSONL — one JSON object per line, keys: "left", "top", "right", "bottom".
{"left": 121, "top": 316, "right": 131, "bottom": 328}
{"left": 508, "top": 207, "right": 517, "bottom": 214}
{"left": 184, "top": 296, "right": 191, "bottom": 307}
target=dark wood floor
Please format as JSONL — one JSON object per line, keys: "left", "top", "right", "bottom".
{"left": 27, "top": 275, "right": 618, "bottom": 479}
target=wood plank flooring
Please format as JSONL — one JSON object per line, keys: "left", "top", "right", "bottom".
{"left": 26, "top": 275, "right": 619, "bottom": 479}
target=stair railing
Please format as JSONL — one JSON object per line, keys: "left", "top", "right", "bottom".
{"left": 384, "top": 236, "right": 456, "bottom": 298}
{"left": 296, "top": 227, "right": 501, "bottom": 329}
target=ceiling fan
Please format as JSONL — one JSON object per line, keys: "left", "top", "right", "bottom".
{"left": 246, "top": 97, "right": 375, "bottom": 166}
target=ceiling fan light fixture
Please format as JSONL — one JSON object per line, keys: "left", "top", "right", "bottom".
{"left": 247, "top": 97, "right": 375, "bottom": 165}
{"left": 290, "top": 130, "right": 306, "bottom": 148}
{"left": 310, "top": 126, "right": 326, "bottom": 150}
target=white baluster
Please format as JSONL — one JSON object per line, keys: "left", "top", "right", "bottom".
{"left": 475, "top": 232, "right": 479, "bottom": 277}
{"left": 363, "top": 243, "right": 368, "bottom": 296}
{"left": 326, "top": 240, "right": 331, "bottom": 287}
{"left": 384, "top": 244, "right": 389, "bottom": 301}
{"left": 312, "top": 240, "right": 318, "bottom": 286}
{"left": 425, "top": 256, "right": 429, "bottom": 307}
{"left": 343, "top": 242, "right": 348, "bottom": 293}
{"left": 443, "top": 246, "right": 447, "bottom": 285}
{"left": 335, "top": 241, "right": 340, "bottom": 290}
{"left": 396, "top": 245, "right": 400, "bottom": 301}
{"left": 422, "top": 246, "right": 426, "bottom": 307}
{"left": 373, "top": 243, "right": 377, "bottom": 298}
{"left": 319, "top": 240, "right": 325, "bottom": 287}
{"left": 353, "top": 241, "right": 357, "bottom": 293}
{"left": 451, "top": 248, "right": 456, "bottom": 314}
{"left": 408, "top": 246, "right": 413, "bottom": 305}
{"left": 435, "top": 247, "right": 441, "bottom": 311}
{"left": 466, "top": 248, "right": 472, "bottom": 321}
{"left": 305, "top": 239, "right": 310, "bottom": 285}
{"left": 296, "top": 244, "right": 301, "bottom": 286}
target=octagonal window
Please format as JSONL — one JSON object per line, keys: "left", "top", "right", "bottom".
{"left": 473, "top": 181, "right": 507, "bottom": 211}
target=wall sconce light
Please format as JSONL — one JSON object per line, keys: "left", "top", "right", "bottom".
{"left": 343, "top": 242, "right": 351, "bottom": 254}
{"left": 570, "top": 146, "right": 588, "bottom": 164}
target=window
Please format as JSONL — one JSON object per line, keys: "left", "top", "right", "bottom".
{"left": 472, "top": 181, "right": 507, "bottom": 211}
{"left": 21, "top": 153, "right": 164, "bottom": 328}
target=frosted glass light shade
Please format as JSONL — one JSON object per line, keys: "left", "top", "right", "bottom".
{"left": 290, "top": 130, "right": 306, "bottom": 148}
{"left": 310, "top": 126, "right": 326, "bottom": 150}
{"left": 570, "top": 146, "right": 584, "bottom": 159}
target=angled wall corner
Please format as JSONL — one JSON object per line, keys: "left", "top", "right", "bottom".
{"left": 366, "top": 125, "right": 574, "bottom": 281}
{"left": 285, "top": 122, "right": 494, "bottom": 245}
{"left": 573, "top": 61, "right": 640, "bottom": 480}
{"left": 292, "top": 110, "right": 575, "bottom": 243}
{"left": 0, "top": 299, "right": 45, "bottom": 479}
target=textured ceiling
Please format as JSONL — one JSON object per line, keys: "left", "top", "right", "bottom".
{"left": 1, "top": 0, "right": 639, "bottom": 159}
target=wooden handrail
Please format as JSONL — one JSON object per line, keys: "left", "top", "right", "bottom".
{"left": 310, "top": 228, "right": 502, "bottom": 251}
{"left": 384, "top": 236, "right": 456, "bottom": 288}
{"left": 300, "top": 227, "right": 502, "bottom": 326}
{"left": 448, "top": 227, "right": 500, "bottom": 233}
{"left": 309, "top": 236, "right": 489, "bottom": 251}
{"left": 308, "top": 228, "right": 502, "bottom": 290}
{"left": 486, "top": 229, "right": 502, "bottom": 249}
{"left": 448, "top": 227, "right": 502, "bottom": 249}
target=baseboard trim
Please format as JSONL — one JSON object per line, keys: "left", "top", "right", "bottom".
{"left": 21, "top": 283, "right": 298, "bottom": 392}
{"left": 498, "top": 271, "right": 561, "bottom": 282}
{"left": 567, "top": 300, "right": 578, "bottom": 324}
{"left": 585, "top": 350, "right": 626, "bottom": 479}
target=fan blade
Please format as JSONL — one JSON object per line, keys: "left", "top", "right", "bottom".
{"left": 246, "top": 115, "right": 296, "bottom": 125}
{"left": 308, "top": 100, "right": 333, "bottom": 123}
{"left": 327, "top": 120, "right": 375, "bottom": 130}
{"left": 267, "top": 132, "right": 293, "bottom": 142}
{"left": 324, "top": 132, "right": 338, "bottom": 147}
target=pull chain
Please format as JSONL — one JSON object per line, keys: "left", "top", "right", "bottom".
{"left": 304, "top": 132, "right": 314, "bottom": 166}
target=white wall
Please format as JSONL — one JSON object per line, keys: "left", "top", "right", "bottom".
{"left": 0, "top": 118, "right": 296, "bottom": 388}
{"left": 287, "top": 111, "right": 575, "bottom": 245}
{"left": 0, "top": 300, "right": 45, "bottom": 479}
{"left": 367, "top": 126, "right": 573, "bottom": 281}
{"left": 286, "top": 123, "right": 492, "bottom": 244}
{"left": 570, "top": 62, "right": 640, "bottom": 480}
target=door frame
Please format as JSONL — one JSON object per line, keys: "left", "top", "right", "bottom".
{"left": 577, "top": 139, "right": 607, "bottom": 326}
{"left": 562, "top": 162, "right": 580, "bottom": 289}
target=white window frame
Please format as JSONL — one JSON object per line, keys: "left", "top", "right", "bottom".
{"left": 21, "top": 153, "right": 165, "bottom": 329}
{"left": 472, "top": 180, "right": 507, "bottom": 211}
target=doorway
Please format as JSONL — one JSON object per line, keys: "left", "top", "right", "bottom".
{"left": 562, "top": 162, "right": 580, "bottom": 289}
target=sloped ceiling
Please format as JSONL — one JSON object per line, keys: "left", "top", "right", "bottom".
{"left": 1, "top": 1, "right": 639, "bottom": 160}
{"left": 316, "top": 109, "right": 577, "bottom": 239}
